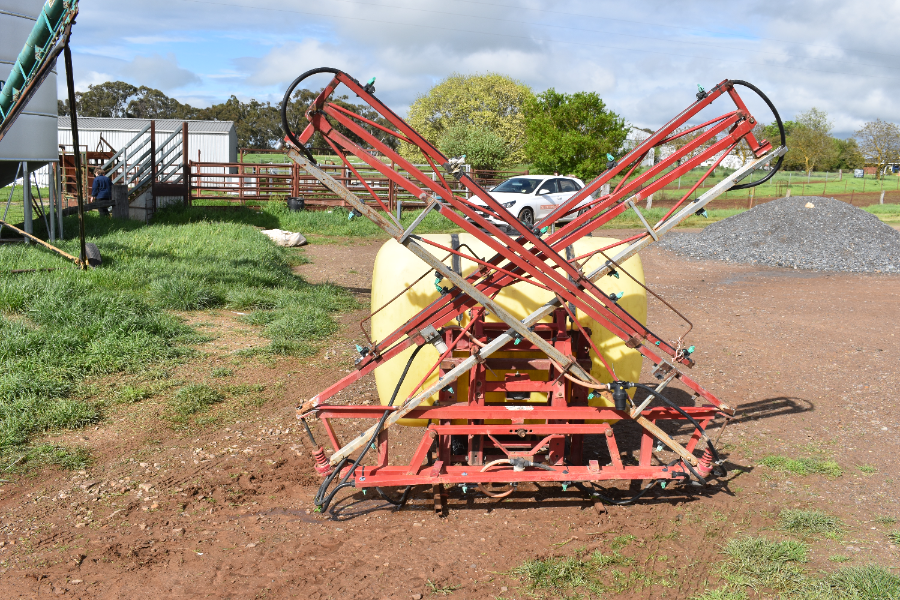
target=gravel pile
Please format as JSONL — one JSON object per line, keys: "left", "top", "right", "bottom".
{"left": 659, "top": 196, "right": 900, "bottom": 273}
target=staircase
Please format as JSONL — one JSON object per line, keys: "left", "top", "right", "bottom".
{"left": 100, "top": 120, "right": 190, "bottom": 221}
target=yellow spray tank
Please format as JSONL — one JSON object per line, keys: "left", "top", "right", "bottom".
{"left": 370, "top": 234, "right": 647, "bottom": 426}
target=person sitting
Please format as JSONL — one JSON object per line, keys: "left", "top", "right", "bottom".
{"left": 90, "top": 167, "right": 112, "bottom": 215}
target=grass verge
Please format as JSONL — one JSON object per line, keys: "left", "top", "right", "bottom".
{"left": 0, "top": 206, "right": 356, "bottom": 470}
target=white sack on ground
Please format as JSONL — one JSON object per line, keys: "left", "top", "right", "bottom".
{"left": 261, "top": 229, "right": 308, "bottom": 247}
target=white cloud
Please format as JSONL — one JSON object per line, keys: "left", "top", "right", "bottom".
{"left": 129, "top": 53, "right": 201, "bottom": 89}
{"left": 44, "top": 0, "right": 900, "bottom": 138}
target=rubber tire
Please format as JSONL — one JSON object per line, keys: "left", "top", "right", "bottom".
{"left": 518, "top": 207, "right": 534, "bottom": 228}
{"left": 82, "top": 242, "right": 101, "bottom": 267}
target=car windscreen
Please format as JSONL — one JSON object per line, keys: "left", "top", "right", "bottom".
{"left": 492, "top": 178, "right": 544, "bottom": 194}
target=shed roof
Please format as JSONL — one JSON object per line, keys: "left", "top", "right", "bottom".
{"left": 58, "top": 117, "right": 235, "bottom": 134}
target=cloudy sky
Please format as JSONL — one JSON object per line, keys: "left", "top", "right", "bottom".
{"left": 59, "top": 0, "right": 900, "bottom": 138}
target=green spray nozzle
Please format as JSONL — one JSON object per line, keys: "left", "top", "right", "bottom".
{"left": 434, "top": 275, "right": 449, "bottom": 294}
{"left": 608, "top": 270, "right": 619, "bottom": 279}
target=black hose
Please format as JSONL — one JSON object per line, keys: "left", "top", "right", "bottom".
{"left": 280, "top": 67, "right": 348, "bottom": 165}
{"left": 573, "top": 479, "right": 662, "bottom": 505}
{"left": 627, "top": 383, "right": 719, "bottom": 485}
{"left": 727, "top": 80, "right": 786, "bottom": 190}
{"left": 376, "top": 486, "right": 413, "bottom": 507}
{"left": 630, "top": 383, "right": 720, "bottom": 462}
{"left": 314, "top": 344, "right": 425, "bottom": 513}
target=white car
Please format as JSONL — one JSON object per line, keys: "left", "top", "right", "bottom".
{"left": 469, "top": 175, "right": 590, "bottom": 230}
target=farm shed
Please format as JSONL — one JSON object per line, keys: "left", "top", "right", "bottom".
{"left": 58, "top": 117, "right": 237, "bottom": 164}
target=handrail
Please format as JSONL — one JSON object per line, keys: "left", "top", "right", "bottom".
{"left": 100, "top": 122, "right": 151, "bottom": 172}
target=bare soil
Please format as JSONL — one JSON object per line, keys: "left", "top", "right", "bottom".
{"left": 0, "top": 233, "right": 897, "bottom": 599}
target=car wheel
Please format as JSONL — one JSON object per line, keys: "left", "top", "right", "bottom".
{"left": 517, "top": 207, "right": 534, "bottom": 229}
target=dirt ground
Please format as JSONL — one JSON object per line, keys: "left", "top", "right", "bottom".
{"left": 0, "top": 232, "right": 897, "bottom": 599}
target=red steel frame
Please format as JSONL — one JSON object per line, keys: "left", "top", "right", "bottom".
{"left": 284, "top": 70, "right": 778, "bottom": 495}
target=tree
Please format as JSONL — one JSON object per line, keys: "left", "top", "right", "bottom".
{"left": 74, "top": 81, "right": 138, "bottom": 118}
{"left": 196, "top": 96, "right": 282, "bottom": 148}
{"left": 791, "top": 108, "right": 835, "bottom": 175}
{"left": 855, "top": 119, "right": 900, "bottom": 178}
{"left": 402, "top": 73, "right": 532, "bottom": 165}
{"left": 126, "top": 86, "right": 191, "bottom": 119}
{"left": 438, "top": 124, "right": 509, "bottom": 170}
{"left": 523, "top": 88, "right": 628, "bottom": 181}
{"left": 824, "top": 137, "right": 865, "bottom": 171}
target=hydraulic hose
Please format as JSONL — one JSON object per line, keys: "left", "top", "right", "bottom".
{"left": 376, "top": 485, "right": 413, "bottom": 506}
{"left": 280, "top": 67, "right": 346, "bottom": 165}
{"left": 727, "top": 80, "right": 786, "bottom": 190}
{"left": 630, "top": 383, "right": 720, "bottom": 464}
{"left": 574, "top": 478, "right": 663, "bottom": 505}
{"left": 314, "top": 344, "right": 425, "bottom": 513}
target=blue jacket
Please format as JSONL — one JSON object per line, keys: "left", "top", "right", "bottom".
{"left": 91, "top": 174, "right": 112, "bottom": 199}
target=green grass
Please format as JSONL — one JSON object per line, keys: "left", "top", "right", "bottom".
{"left": 828, "top": 555, "right": 851, "bottom": 563}
{"left": 874, "top": 516, "right": 898, "bottom": 526}
{"left": 857, "top": 464, "right": 877, "bottom": 474}
{"left": 888, "top": 531, "right": 900, "bottom": 545}
{"left": 697, "top": 536, "right": 900, "bottom": 600}
{"left": 809, "top": 565, "right": 900, "bottom": 600}
{"left": 695, "top": 589, "right": 748, "bottom": 600}
{"left": 1, "top": 444, "right": 92, "bottom": 473}
{"left": 424, "top": 580, "right": 461, "bottom": 595}
{"left": 864, "top": 203, "right": 900, "bottom": 222}
{"left": 759, "top": 455, "right": 843, "bottom": 478}
{"left": 116, "top": 385, "right": 153, "bottom": 404}
{"left": 184, "top": 198, "right": 461, "bottom": 238}
{"left": 0, "top": 186, "right": 52, "bottom": 226}
{"left": 170, "top": 384, "right": 223, "bottom": 420}
{"left": 513, "top": 551, "right": 621, "bottom": 597}
{"left": 0, "top": 204, "right": 356, "bottom": 470}
{"left": 719, "top": 536, "right": 809, "bottom": 591}
{"left": 510, "top": 543, "right": 684, "bottom": 599}
{"left": 610, "top": 167, "right": 900, "bottom": 203}
{"left": 777, "top": 509, "right": 843, "bottom": 539}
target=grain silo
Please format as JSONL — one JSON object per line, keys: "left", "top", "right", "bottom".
{"left": 0, "top": 0, "right": 62, "bottom": 234}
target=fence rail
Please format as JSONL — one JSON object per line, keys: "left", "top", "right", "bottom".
{"left": 189, "top": 161, "right": 527, "bottom": 210}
